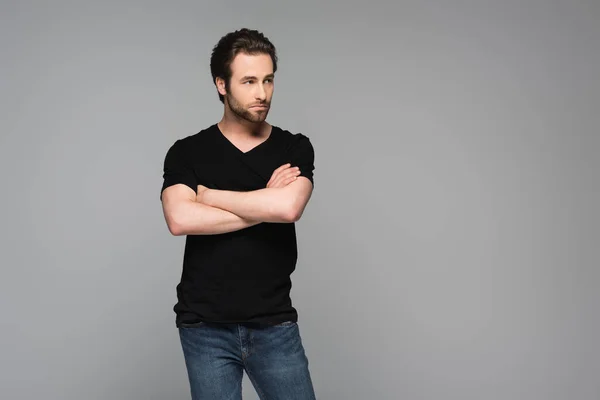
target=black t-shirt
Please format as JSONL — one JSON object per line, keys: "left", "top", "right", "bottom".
{"left": 160, "top": 123, "right": 315, "bottom": 326}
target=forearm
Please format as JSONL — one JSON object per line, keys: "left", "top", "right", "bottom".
{"left": 202, "top": 187, "right": 294, "bottom": 223}
{"left": 164, "top": 199, "right": 260, "bottom": 236}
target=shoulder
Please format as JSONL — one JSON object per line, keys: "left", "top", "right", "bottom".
{"left": 272, "top": 125, "right": 313, "bottom": 151}
{"left": 176, "top": 124, "right": 218, "bottom": 146}
{"left": 162, "top": 125, "right": 218, "bottom": 169}
{"left": 272, "top": 126, "right": 315, "bottom": 170}
{"left": 166, "top": 124, "right": 218, "bottom": 153}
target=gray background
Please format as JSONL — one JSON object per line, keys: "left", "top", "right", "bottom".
{"left": 1, "top": 1, "right": 599, "bottom": 399}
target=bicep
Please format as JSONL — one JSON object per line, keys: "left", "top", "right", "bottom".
{"left": 162, "top": 183, "right": 196, "bottom": 203}
{"left": 288, "top": 176, "right": 313, "bottom": 196}
{"left": 161, "top": 184, "right": 196, "bottom": 225}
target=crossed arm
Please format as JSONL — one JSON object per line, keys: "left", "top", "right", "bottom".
{"left": 161, "top": 165, "right": 313, "bottom": 236}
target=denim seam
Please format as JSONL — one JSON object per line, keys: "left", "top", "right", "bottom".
{"left": 236, "top": 324, "right": 246, "bottom": 360}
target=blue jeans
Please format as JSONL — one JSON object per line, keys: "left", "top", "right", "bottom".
{"left": 178, "top": 321, "right": 317, "bottom": 399}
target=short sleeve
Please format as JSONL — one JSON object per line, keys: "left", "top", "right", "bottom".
{"left": 289, "top": 134, "right": 315, "bottom": 186}
{"left": 160, "top": 139, "right": 198, "bottom": 200}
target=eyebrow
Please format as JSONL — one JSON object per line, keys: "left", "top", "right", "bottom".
{"left": 240, "top": 74, "right": 275, "bottom": 81}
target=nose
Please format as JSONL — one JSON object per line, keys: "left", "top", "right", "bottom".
{"left": 255, "top": 84, "right": 267, "bottom": 100}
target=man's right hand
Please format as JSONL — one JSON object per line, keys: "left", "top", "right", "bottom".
{"left": 266, "top": 163, "right": 301, "bottom": 188}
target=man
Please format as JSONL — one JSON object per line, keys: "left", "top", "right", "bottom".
{"left": 160, "top": 28, "right": 317, "bottom": 400}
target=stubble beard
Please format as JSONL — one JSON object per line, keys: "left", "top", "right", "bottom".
{"left": 226, "top": 92, "right": 269, "bottom": 123}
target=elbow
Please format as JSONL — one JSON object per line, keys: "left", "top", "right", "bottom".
{"left": 165, "top": 212, "right": 188, "bottom": 236}
{"left": 280, "top": 203, "right": 303, "bottom": 223}
{"left": 168, "top": 221, "right": 186, "bottom": 236}
{"left": 277, "top": 184, "right": 312, "bottom": 223}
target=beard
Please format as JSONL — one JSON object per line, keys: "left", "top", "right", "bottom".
{"left": 226, "top": 92, "right": 270, "bottom": 123}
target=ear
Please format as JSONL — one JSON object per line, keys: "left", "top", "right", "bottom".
{"left": 216, "top": 77, "right": 227, "bottom": 96}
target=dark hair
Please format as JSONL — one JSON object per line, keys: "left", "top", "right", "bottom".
{"left": 210, "top": 28, "right": 278, "bottom": 103}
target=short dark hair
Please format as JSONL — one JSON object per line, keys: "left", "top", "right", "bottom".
{"left": 210, "top": 28, "right": 278, "bottom": 103}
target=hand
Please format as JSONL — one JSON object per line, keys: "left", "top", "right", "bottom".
{"left": 267, "top": 163, "right": 301, "bottom": 188}
{"left": 196, "top": 184, "right": 210, "bottom": 203}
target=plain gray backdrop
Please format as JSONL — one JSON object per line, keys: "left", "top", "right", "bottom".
{"left": 1, "top": 1, "right": 599, "bottom": 399}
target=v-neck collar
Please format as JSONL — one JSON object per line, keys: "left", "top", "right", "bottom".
{"left": 214, "top": 123, "right": 276, "bottom": 155}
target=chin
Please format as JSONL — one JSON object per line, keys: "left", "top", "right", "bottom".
{"left": 251, "top": 112, "right": 269, "bottom": 122}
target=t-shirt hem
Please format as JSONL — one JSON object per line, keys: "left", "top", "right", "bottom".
{"left": 175, "top": 312, "right": 298, "bottom": 328}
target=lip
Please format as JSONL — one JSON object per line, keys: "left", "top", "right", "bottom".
{"left": 250, "top": 105, "right": 269, "bottom": 109}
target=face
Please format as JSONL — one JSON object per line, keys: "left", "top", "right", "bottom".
{"left": 219, "top": 52, "right": 275, "bottom": 123}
